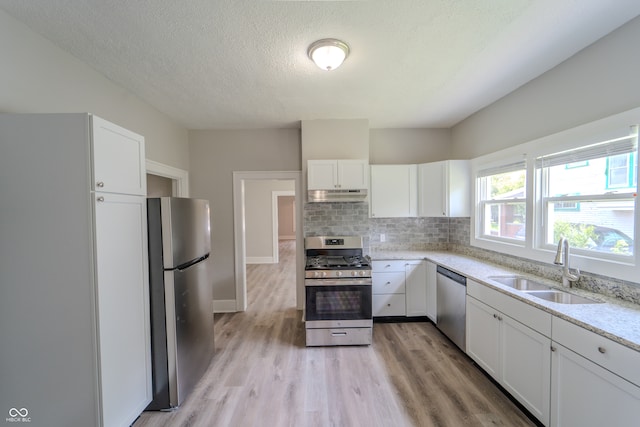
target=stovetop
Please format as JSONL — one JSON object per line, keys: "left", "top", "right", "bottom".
{"left": 305, "top": 255, "right": 370, "bottom": 270}
{"left": 304, "top": 236, "right": 371, "bottom": 279}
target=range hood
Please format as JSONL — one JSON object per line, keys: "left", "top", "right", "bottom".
{"left": 308, "top": 189, "right": 368, "bottom": 203}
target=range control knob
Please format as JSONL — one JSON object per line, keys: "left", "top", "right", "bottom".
{"left": 351, "top": 271, "right": 358, "bottom": 277}
{"left": 335, "top": 271, "right": 343, "bottom": 277}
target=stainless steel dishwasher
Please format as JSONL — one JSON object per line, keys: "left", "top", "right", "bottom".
{"left": 436, "top": 265, "right": 467, "bottom": 351}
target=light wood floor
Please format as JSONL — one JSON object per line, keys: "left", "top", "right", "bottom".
{"left": 135, "top": 240, "right": 536, "bottom": 427}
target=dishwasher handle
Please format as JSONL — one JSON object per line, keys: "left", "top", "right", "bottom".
{"left": 436, "top": 265, "right": 467, "bottom": 286}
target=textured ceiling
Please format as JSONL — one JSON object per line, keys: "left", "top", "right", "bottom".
{"left": 1, "top": 0, "right": 639, "bottom": 129}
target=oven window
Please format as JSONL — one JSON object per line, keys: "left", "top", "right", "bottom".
{"left": 306, "top": 285, "right": 372, "bottom": 321}
{"left": 316, "top": 290, "right": 361, "bottom": 314}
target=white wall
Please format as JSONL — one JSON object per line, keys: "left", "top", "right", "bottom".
{"left": 245, "top": 179, "right": 295, "bottom": 263}
{"left": 369, "top": 128, "right": 451, "bottom": 164}
{"left": 451, "top": 16, "right": 640, "bottom": 159}
{"left": 0, "top": 10, "right": 189, "bottom": 169}
{"left": 189, "top": 129, "right": 301, "bottom": 301}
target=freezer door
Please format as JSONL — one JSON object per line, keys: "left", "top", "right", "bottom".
{"left": 164, "top": 257, "right": 214, "bottom": 407}
{"left": 160, "top": 197, "right": 211, "bottom": 268}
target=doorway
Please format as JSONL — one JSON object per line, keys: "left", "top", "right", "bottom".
{"left": 233, "top": 171, "right": 304, "bottom": 312}
{"left": 146, "top": 160, "right": 189, "bottom": 197}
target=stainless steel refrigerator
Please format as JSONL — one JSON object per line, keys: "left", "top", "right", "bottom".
{"left": 146, "top": 197, "right": 214, "bottom": 410}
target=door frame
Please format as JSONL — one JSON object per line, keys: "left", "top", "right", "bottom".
{"left": 233, "top": 171, "right": 304, "bottom": 311}
{"left": 146, "top": 160, "right": 189, "bottom": 196}
{"left": 272, "top": 190, "right": 296, "bottom": 264}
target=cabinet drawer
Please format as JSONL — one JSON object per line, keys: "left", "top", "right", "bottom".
{"left": 552, "top": 316, "right": 640, "bottom": 387}
{"left": 372, "top": 272, "right": 406, "bottom": 294}
{"left": 373, "top": 294, "right": 406, "bottom": 316}
{"left": 468, "top": 279, "right": 551, "bottom": 337}
{"left": 372, "top": 260, "right": 406, "bottom": 272}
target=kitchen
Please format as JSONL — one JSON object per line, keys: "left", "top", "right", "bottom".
{"left": 2, "top": 1, "right": 640, "bottom": 426}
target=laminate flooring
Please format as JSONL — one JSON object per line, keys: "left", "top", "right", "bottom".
{"left": 134, "top": 240, "right": 536, "bottom": 427}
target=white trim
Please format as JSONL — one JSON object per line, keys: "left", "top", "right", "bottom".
{"left": 145, "top": 159, "right": 189, "bottom": 197}
{"left": 470, "top": 107, "right": 640, "bottom": 284}
{"left": 233, "top": 171, "right": 304, "bottom": 312}
{"left": 246, "top": 256, "right": 275, "bottom": 264}
{"left": 272, "top": 190, "right": 295, "bottom": 264}
{"left": 213, "top": 300, "right": 237, "bottom": 313}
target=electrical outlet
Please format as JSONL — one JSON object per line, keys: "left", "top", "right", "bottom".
{"left": 380, "top": 233, "right": 386, "bottom": 242}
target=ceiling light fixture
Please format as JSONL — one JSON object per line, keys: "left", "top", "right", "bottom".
{"left": 307, "top": 38, "right": 350, "bottom": 71}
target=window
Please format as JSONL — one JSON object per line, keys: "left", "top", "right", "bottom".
{"left": 536, "top": 132, "right": 637, "bottom": 257}
{"left": 477, "top": 162, "right": 526, "bottom": 242}
{"left": 472, "top": 113, "right": 640, "bottom": 283}
{"left": 606, "top": 153, "right": 637, "bottom": 189}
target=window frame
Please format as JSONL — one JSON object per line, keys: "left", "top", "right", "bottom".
{"left": 476, "top": 162, "right": 527, "bottom": 245}
{"left": 470, "top": 108, "right": 640, "bottom": 284}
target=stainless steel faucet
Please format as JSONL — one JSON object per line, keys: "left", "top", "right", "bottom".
{"left": 554, "top": 237, "right": 580, "bottom": 287}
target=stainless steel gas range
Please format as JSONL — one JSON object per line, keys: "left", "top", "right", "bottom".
{"left": 304, "top": 236, "right": 372, "bottom": 346}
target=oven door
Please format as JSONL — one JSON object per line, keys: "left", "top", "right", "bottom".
{"left": 305, "top": 279, "right": 372, "bottom": 327}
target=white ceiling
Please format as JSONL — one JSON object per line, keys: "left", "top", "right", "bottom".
{"left": 1, "top": 0, "right": 640, "bottom": 129}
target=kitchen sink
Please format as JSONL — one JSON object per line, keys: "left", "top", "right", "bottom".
{"left": 488, "top": 275, "right": 551, "bottom": 291}
{"left": 488, "top": 275, "right": 602, "bottom": 304}
{"left": 525, "top": 290, "right": 602, "bottom": 304}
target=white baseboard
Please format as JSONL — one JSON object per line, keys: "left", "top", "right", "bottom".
{"left": 213, "top": 299, "right": 237, "bottom": 313}
{"left": 246, "top": 256, "right": 275, "bottom": 264}
{"left": 279, "top": 235, "right": 295, "bottom": 240}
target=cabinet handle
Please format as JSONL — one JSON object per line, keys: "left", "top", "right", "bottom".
{"left": 97, "top": 196, "right": 105, "bottom": 202}
{"left": 386, "top": 281, "right": 391, "bottom": 285}
{"left": 550, "top": 346, "right": 556, "bottom": 352}
{"left": 497, "top": 316, "right": 503, "bottom": 321}
{"left": 493, "top": 313, "right": 498, "bottom": 319}
{"left": 96, "top": 181, "right": 105, "bottom": 188}
{"left": 331, "top": 332, "right": 347, "bottom": 337}
{"left": 385, "top": 265, "right": 391, "bottom": 268}
{"left": 387, "top": 303, "right": 391, "bottom": 307}
{"left": 598, "top": 346, "right": 606, "bottom": 354}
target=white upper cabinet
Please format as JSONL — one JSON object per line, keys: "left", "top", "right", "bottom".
{"left": 418, "top": 160, "right": 470, "bottom": 217}
{"left": 370, "top": 164, "right": 417, "bottom": 218}
{"left": 92, "top": 115, "right": 146, "bottom": 195}
{"left": 307, "top": 159, "right": 368, "bottom": 190}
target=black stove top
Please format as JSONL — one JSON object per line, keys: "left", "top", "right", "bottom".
{"left": 305, "top": 255, "right": 370, "bottom": 270}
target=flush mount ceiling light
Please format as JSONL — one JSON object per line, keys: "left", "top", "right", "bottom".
{"left": 307, "top": 38, "right": 350, "bottom": 71}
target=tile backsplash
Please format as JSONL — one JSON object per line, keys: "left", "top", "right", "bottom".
{"left": 303, "top": 201, "right": 640, "bottom": 304}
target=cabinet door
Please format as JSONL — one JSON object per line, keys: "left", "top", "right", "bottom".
{"left": 94, "top": 193, "right": 152, "bottom": 426}
{"left": 373, "top": 294, "right": 406, "bottom": 316}
{"left": 425, "top": 261, "right": 437, "bottom": 322}
{"left": 418, "top": 160, "right": 470, "bottom": 217}
{"left": 405, "top": 261, "right": 427, "bottom": 317}
{"left": 418, "top": 161, "right": 445, "bottom": 216}
{"left": 370, "top": 164, "right": 417, "bottom": 217}
{"left": 447, "top": 160, "right": 471, "bottom": 217}
{"left": 466, "top": 296, "right": 500, "bottom": 378}
{"left": 373, "top": 271, "right": 406, "bottom": 294}
{"left": 92, "top": 116, "right": 146, "bottom": 195}
{"left": 501, "top": 316, "right": 551, "bottom": 425}
{"left": 307, "top": 160, "right": 338, "bottom": 190}
{"left": 337, "top": 160, "right": 368, "bottom": 189}
{"left": 551, "top": 343, "right": 640, "bottom": 427}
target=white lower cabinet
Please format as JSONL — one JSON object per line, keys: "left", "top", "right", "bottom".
{"left": 550, "top": 317, "right": 640, "bottom": 427}
{"left": 425, "top": 261, "right": 437, "bottom": 322}
{"left": 405, "top": 261, "right": 427, "bottom": 317}
{"left": 372, "top": 261, "right": 407, "bottom": 316}
{"left": 466, "top": 280, "right": 551, "bottom": 426}
{"left": 372, "top": 260, "right": 428, "bottom": 317}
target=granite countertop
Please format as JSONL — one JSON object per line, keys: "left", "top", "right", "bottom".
{"left": 371, "top": 250, "right": 640, "bottom": 352}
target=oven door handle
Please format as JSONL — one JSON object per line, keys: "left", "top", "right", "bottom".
{"left": 305, "top": 278, "right": 372, "bottom": 286}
